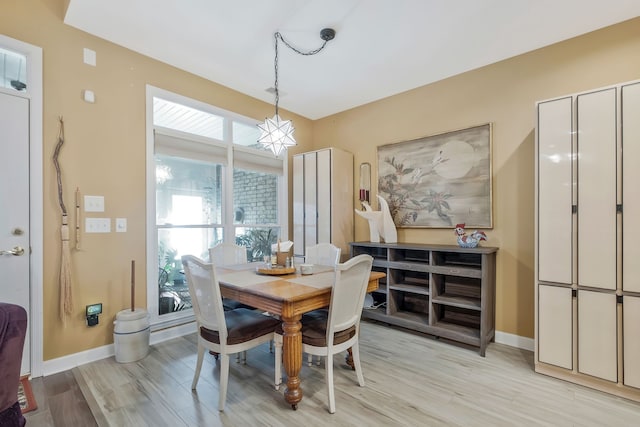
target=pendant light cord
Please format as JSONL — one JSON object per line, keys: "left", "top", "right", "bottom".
{"left": 272, "top": 31, "right": 333, "bottom": 116}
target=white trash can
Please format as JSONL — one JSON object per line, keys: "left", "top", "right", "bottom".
{"left": 114, "top": 308, "right": 150, "bottom": 363}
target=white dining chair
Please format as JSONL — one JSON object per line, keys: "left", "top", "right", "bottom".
{"left": 209, "top": 242, "right": 257, "bottom": 361}
{"left": 274, "top": 254, "right": 374, "bottom": 413}
{"left": 209, "top": 243, "right": 252, "bottom": 310}
{"left": 209, "top": 242, "right": 248, "bottom": 266}
{"left": 182, "top": 255, "right": 279, "bottom": 411}
{"left": 304, "top": 242, "right": 342, "bottom": 366}
{"left": 305, "top": 242, "right": 341, "bottom": 266}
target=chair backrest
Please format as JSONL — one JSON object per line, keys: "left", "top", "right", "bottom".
{"left": 209, "top": 243, "right": 248, "bottom": 266}
{"left": 306, "top": 243, "right": 341, "bottom": 266}
{"left": 327, "top": 254, "right": 373, "bottom": 341}
{"left": 181, "top": 255, "right": 228, "bottom": 343}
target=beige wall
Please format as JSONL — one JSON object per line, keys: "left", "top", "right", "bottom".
{"left": 313, "top": 17, "right": 640, "bottom": 338}
{"left": 1, "top": 0, "right": 313, "bottom": 360}
{"left": 2, "top": 0, "right": 639, "bottom": 361}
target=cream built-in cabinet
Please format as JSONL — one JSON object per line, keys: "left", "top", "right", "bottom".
{"left": 535, "top": 80, "right": 640, "bottom": 402}
{"left": 292, "top": 148, "right": 353, "bottom": 261}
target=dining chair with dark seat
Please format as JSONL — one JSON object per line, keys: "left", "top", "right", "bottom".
{"left": 209, "top": 242, "right": 270, "bottom": 361}
{"left": 305, "top": 242, "right": 341, "bottom": 267}
{"left": 182, "top": 255, "right": 280, "bottom": 411}
{"left": 209, "top": 243, "right": 254, "bottom": 313}
{"left": 209, "top": 243, "right": 247, "bottom": 267}
{"left": 274, "top": 253, "right": 374, "bottom": 413}
{"left": 303, "top": 242, "right": 342, "bottom": 366}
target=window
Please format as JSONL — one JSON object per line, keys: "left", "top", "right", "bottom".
{"left": 146, "top": 86, "right": 288, "bottom": 327}
{"left": 0, "top": 47, "right": 27, "bottom": 92}
{"left": 156, "top": 154, "right": 223, "bottom": 314}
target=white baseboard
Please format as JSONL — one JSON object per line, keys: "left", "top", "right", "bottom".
{"left": 495, "top": 330, "right": 534, "bottom": 352}
{"left": 150, "top": 321, "right": 196, "bottom": 345}
{"left": 42, "top": 343, "right": 114, "bottom": 377}
{"left": 41, "top": 321, "right": 532, "bottom": 377}
{"left": 42, "top": 320, "right": 196, "bottom": 377}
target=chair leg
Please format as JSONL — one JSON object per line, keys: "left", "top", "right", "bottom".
{"left": 219, "top": 354, "right": 230, "bottom": 411}
{"left": 306, "top": 353, "right": 321, "bottom": 366}
{"left": 274, "top": 336, "right": 283, "bottom": 390}
{"left": 326, "top": 354, "right": 336, "bottom": 414}
{"left": 192, "top": 344, "right": 206, "bottom": 390}
{"left": 235, "top": 350, "right": 248, "bottom": 364}
{"left": 352, "top": 341, "right": 365, "bottom": 387}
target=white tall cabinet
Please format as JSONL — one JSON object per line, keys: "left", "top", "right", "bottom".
{"left": 535, "top": 80, "right": 640, "bottom": 401}
{"left": 292, "top": 148, "right": 353, "bottom": 261}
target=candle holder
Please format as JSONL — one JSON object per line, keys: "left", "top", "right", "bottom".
{"left": 359, "top": 162, "right": 371, "bottom": 204}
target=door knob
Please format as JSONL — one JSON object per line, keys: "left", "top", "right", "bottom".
{"left": 0, "top": 246, "right": 25, "bottom": 256}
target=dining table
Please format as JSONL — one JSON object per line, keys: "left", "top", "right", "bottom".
{"left": 216, "top": 262, "right": 385, "bottom": 409}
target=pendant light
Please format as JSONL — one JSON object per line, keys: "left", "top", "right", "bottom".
{"left": 258, "top": 28, "right": 336, "bottom": 156}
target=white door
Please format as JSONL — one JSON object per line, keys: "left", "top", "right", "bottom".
{"left": 537, "top": 97, "right": 573, "bottom": 285}
{"left": 622, "top": 82, "right": 640, "bottom": 293}
{"left": 303, "top": 152, "right": 318, "bottom": 250}
{"left": 292, "top": 155, "right": 304, "bottom": 258}
{"left": 623, "top": 296, "right": 640, "bottom": 389}
{"left": 316, "top": 149, "right": 331, "bottom": 243}
{"left": 0, "top": 90, "right": 31, "bottom": 375}
{"left": 578, "top": 290, "right": 617, "bottom": 382}
{"left": 576, "top": 89, "right": 617, "bottom": 290}
{"left": 538, "top": 284, "right": 572, "bottom": 369}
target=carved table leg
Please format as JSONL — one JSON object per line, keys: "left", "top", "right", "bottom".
{"left": 282, "top": 314, "right": 303, "bottom": 409}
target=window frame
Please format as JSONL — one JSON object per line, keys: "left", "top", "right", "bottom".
{"left": 145, "top": 85, "right": 288, "bottom": 328}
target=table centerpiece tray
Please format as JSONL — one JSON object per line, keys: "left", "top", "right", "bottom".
{"left": 256, "top": 266, "right": 296, "bottom": 275}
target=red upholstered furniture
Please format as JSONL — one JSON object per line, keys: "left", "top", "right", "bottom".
{"left": 0, "top": 303, "right": 28, "bottom": 427}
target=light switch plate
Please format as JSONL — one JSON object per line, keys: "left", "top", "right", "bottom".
{"left": 84, "top": 195, "right": 104, "bottom": 212}
{"left": 83, "top": 48, "right": 96, "bottom": 66}
{"left": 115, "top": 218, "right": 127, "bottom": 232}
{"left": 86, "top": 218, "right": 110, "bottom": 233}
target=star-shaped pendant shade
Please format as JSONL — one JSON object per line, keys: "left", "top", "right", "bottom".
{"left": 258, "top": 114, "right": 296, "bottom": 156}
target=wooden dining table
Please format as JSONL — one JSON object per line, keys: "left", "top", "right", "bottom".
{"left": 216, "top": 263, "right": 384, "bottom": 409}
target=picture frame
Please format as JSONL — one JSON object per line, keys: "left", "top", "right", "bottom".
{"left": 377, "top": 123, "right": 493, "bottom": 228}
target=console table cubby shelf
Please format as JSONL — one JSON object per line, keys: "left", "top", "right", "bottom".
{"left": 350, "top": 242, "right": 498, "bottom": 356}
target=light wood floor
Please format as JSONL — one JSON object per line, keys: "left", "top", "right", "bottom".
{"left": 26, "top": 320, "right": 640, "bottom": 426}
{"left": 22, "top": 370, "right": 97, "bottom": 426}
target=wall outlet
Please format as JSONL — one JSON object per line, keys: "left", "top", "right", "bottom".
{"left": 86, "top": 218, "right": 110, "bottom": 233}
{"left": 84, "top": 195, "right": 104, "bottom": 212}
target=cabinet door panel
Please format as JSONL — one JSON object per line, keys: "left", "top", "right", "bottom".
{"left": 304, "top": 153, "right": 317, "bottom": 249}
{"left": 316, "top": 149, "right": 331, "bottom": 243}
{"left": 537, "top": 97, "right": 573, "bottom": 285}
{"left": 577, "top": 89, "right": 617, "bottom": 290}
{"left": 538, "top": 285, "right": 572, "bottom": 369}
{"left": 623, "top": 296, "right": 640, "bottom": 389}
{"left": 578, "top": 290, "right": 617, "bottom": 382}
{"left": 293, "top": 155, "right": 304, "bottom": 257}
{"left": 622, "top": 83, "right": 640, "bottom": 293}
{"left": 330, "top": 148, "right": 354, "bottom": 259}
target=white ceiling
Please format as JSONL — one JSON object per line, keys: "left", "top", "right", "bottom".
{"left": 64, "top": 0, "right": 640, "bottom": 120}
